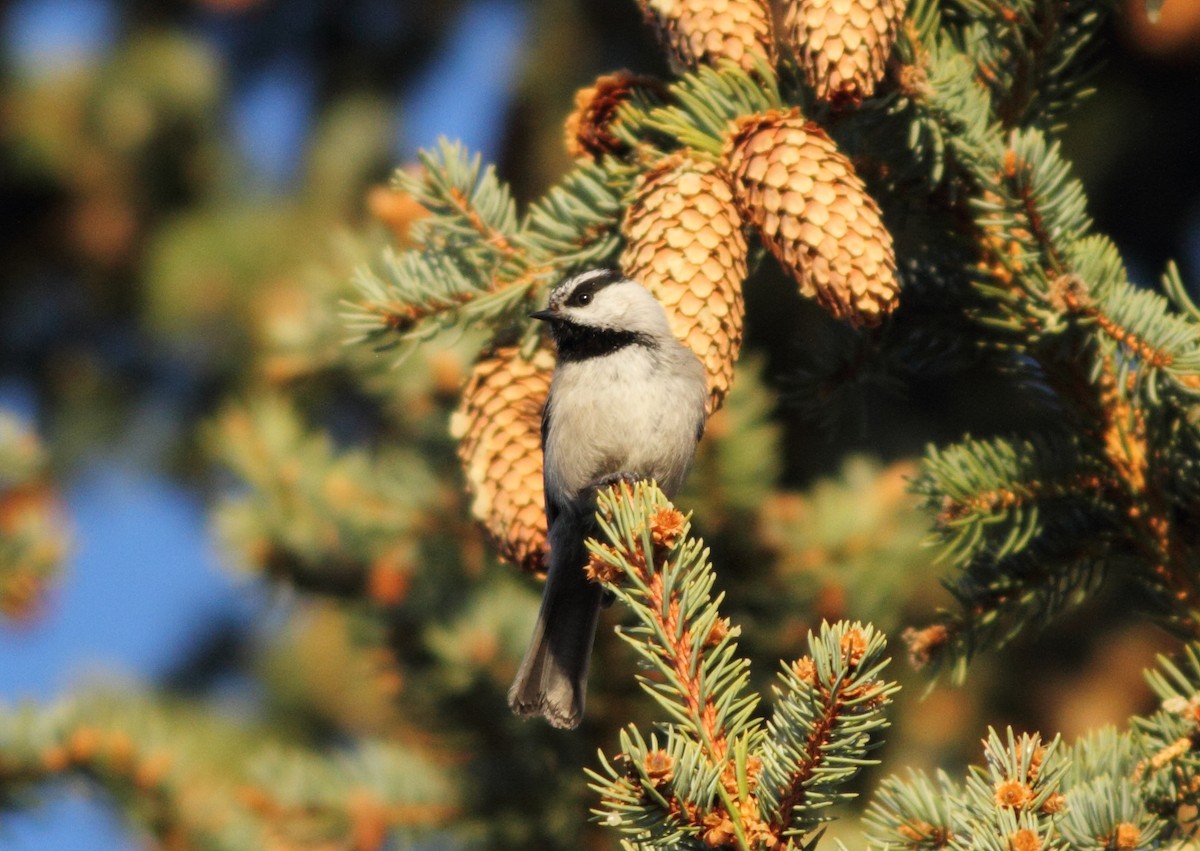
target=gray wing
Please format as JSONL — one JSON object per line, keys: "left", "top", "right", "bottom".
{"left": 541, "top": 399, "right": 563, "bottom": 529}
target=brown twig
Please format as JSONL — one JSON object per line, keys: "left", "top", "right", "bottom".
{"left": 936, "top": 472, "right": 1110, "bottom": 527}
{"left": 446, "top": 186, "right": 518, "bottom": 258}
{"left": 631, "top": 530, "right": 728, "bottom": 764}
{"left": 760, "top": 633, "right": 879, "bottom": 847}
{"left": 976, "top": 167, "right": 1196, "bottom": 623}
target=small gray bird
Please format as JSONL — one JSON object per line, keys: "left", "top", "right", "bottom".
{"left": 508, "top": 269, "right": 708, "bottom": 729}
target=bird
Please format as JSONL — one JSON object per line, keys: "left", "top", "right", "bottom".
{"left": 507, "top": 268, "right": 708, "bottom": 729}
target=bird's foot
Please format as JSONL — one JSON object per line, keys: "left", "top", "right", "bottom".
{"left": 590, "top": 472, "right": 641, "bottom": 496}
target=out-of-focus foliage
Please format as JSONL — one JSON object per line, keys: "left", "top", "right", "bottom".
{"left": 3, "top": 0, "right": 1200, "bottom": 849}
{"left": 0, "top": 414, "right": 68, "bottom": 620}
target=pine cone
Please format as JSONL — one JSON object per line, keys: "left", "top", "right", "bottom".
{"left": 621, "top": 153, "right": 748, "bottom": 413}
{"left": 564, "top": 71, "right": 666, "bottom": 161}
{"left": 636, "top": 0, "right": 775, "bottom": 75}
{"left": 450, "top": 347, "right": 552, "bottom": 573}
{"left": 722, "top": 108, "right": 899, "bottom": 326}
{"left": 783, "top": 0, "right": 906, "bottom": 105}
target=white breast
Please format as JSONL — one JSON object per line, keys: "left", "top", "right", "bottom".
{"left": 542, "top": 344, "right": 705, "bottom": 505}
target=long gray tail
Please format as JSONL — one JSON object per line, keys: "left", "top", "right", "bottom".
{"left": 507, "top": 508, "right": 604, "bottom": 729}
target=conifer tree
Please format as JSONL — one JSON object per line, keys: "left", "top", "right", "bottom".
{"left": 3, "top": 1, "right": 1200, "bottom": 849}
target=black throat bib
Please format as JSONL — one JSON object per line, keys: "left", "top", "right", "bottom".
{"left": 551, "top": 321, "right": 653, "bottom": 362}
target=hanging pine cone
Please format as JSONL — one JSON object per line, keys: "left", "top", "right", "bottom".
{"left": 621, "top": 153, "right": 748, "bottom": 413}
{"left": 783, "top": 0, "right": 906, "bottom": 105}
{"left": 635, "top": 0, "right": 775, "bottom": 75}
{"left": 450, "top": 346, "right": 552, "bottom": 573}
{"left": 722, "top": 108, "right": 899, "bottom": 326}
{"left": 563, "top": 71, "right": 666, "bottom": 161}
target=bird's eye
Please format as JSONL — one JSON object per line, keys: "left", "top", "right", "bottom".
{"left": 577, "top": 292, "right": 592, "bottom": 306}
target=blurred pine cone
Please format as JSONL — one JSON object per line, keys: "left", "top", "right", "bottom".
{"left": 635, "top": 0, "right": 775, "bottom": 75}
{"left": 563, "top": 71, "right": 665, "bottom": 161}
{"left": 450, "top": 347, "right": 552, "bottom": 573}
{"left": 722, "top": 108, "right": 899, "bottom": 326}
{"left": 621, "top": 153, "right": 748, "bottom": 413}
{"left": 783, "top": 0, "right": 906, "bottom": 105}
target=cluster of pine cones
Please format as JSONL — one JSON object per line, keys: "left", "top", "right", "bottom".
{"left": 453, "top": 0, "right": 906, "bottom": 572}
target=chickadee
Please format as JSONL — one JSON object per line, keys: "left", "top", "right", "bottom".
{"left": 508, "top": 268, "right": 708, "bottom": 729}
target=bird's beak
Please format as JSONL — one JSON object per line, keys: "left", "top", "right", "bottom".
{"left": 530, "top": 309, "right": 555, "bottom": 322}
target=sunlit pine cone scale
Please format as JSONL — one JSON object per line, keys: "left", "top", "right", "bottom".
{"left": 722, "top": 108, "right": 899, "bottom": 326}
{"left": 450, "top": 347, "right": 552, "bottom": 573}
{"left": 621, "top": 153, "right": 748, "bottom": 413}
{"left": 784, "top": 0, "right": 906, "bottom": 104}
{"left": 636, "top": 0, "right": 775, "bottom": 75}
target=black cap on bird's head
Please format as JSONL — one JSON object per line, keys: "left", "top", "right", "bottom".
{"left": 531, "top": 269, "right": 671, "bottom": 337}
{"left": 531, "top": 268, "right": 625, "bottom": 321}
{"left": 530, "top": 269, "right": 672, "bottom": 361}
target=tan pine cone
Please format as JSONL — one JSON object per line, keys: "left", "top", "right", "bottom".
{"left": 783, "top": 0, "right": 906, "bottom": 104}
{"left": 564, "top": 71, "right": 666, "bottom": 161}
{"left": 620, "top": 153, "right": 748, "bottom": 413}
{"left": 450, "top": 347, "right": 552, "bottom": 573}
{"left": 636, "top": 0, "right": 775, "bottom": 75}
{"left": 722, "top": 108, "right": 899, "bottom": 326}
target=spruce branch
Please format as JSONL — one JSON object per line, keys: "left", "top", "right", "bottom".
{"left": 886, "top": 30, "right": 995, "bottom": 184}
{"left": 1058, "top": 773, "right": 1164, "bottom": 850}
{"left": 0, "top": 691, "right": 460, "bottom": 850}
{"left": 867, "top": 644, "right": 1200, "bottom": 848}
{"left": 344, "top": 247, "right": 499, "bottom": 350}
{"left": 1074, "top": 282, "right": 1200, "bottom": 401}
{"left": 905, "top": 529, "right": 1109, "bottom": 681}
{"left": 207, "top": 396, "right": 437, "bottom": 604}
{"left": 887, "top": 0, "right": 1200, "bottom": 669}
{"left": 585, "top": 481, "right": 762, "bottom": 849}
{"left": 520, "top": 157, "right": 639, "bottom": 269}
{"left": 346, "top": 144, "right": 661, "bottom": 360}
{"left": 984, "top": 129, "right": 1092, "bottom": 275}
{"left": 585, "top": 484, "right": 897, "bottom": 850}
{"left": 394, "top": 138, "right": 523, "bottom": 280}
{"left": 1135, "top": 644, "right": 1200, "bottom": 812}
{"left": 916, "top": 433, "right": 1115, "bottom": 570}
{"left": 987, "top": 273, "right": 1198, "bottom": 629}
{"left": 955, "top": 0, "right": 1112, "bottom": 130}
{"left": 964, "top": 728, "right": 1068, "bottom": 825}
{"left": 590, "top": 482, "right": 758, "bottom": 760}
{"left": 0, "top": 412, "right": 69, "bottom": 621}
{"left": 1161, "top": 260, "right": 1200, "bottom": 329}
{"left": 1060, "top": 728, "right": 1167, "bottom": 851}
{"left": 343, "top": 139, "right": 542, "bottom": 357}
{"left": 757, "top": 623, "right": 898, "bottom": 843}
{"left": 911, "top": 428, "right": 1127, "bottom": 676}
{"left": 866, "top": 727, "right": 1068, "bottom": 851}
{"left": 862, "top": 767, "right": 965, "bottom": 848}
{"left": 915, "top": 35, "right": 1199, "bottom": 465}
{"left": 631, "top": 61, "right": 783, "bottom": 158}
{"left": 345, "top": 141, "right": 532, "bottom": 352}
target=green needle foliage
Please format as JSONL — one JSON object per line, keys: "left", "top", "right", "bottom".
{"left": 585, "top": 483, "right": 898, "bottom": 850}
{"left": 341, "top": 0, "right": 1200, "bottom": 680}
{"left": 864, "top": 643, "right": 1200, "bottom": 849}
{"left": 5, "top": 0, "right": 1200, "bottom": 849}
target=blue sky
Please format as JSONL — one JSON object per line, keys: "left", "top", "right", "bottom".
{"left": 0, "top": 1, "right": 528, "bottom": 847}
